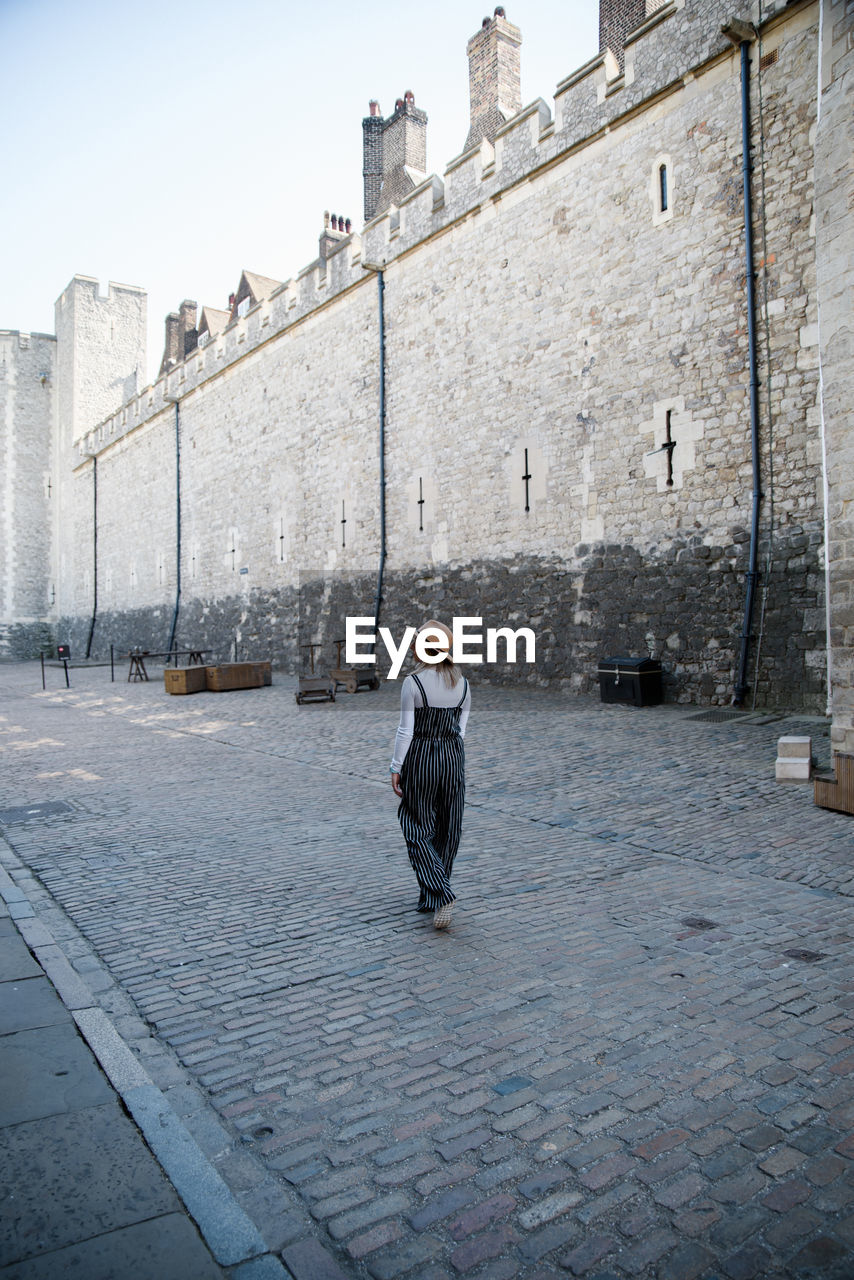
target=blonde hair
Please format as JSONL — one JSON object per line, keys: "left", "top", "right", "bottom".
{"left": 414, "top": 619, "right": 461, "bottom": 687}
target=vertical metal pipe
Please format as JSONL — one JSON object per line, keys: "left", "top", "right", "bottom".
{"left": 167, "top": 400, "right": 182, "bottom": 655}
{"left": 85, "top": 455, "right": 98, "bottom": 659}
{"left": 733, "top": 37, "right": 762, "bottom": 705}
{"left": 373, "top": 270, "right": 387, "bottom": 636}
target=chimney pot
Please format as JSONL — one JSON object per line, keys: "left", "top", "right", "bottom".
{"left": 345, "top": 218, "right": 352, "bottom": 233}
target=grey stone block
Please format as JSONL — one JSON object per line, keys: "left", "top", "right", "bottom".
{"left": 0, "top": 1021, "right": 113, "bottom": 1126}
{"left": 29, "top": 943, "right": 96, "bottom": 1010}
{"left": 11, "top": 916, "right": 53, "bottom": 949}
{"left": 0, "top": 1213, "right": 224, "bottom": 1279}
{"left": 0, "top": 1103, "right": 180, "bottom": 1266}
{"left": 0, "top": 935, "right": 41, "bottom": 982}
{"left": 231, "top": 1254, "right": 290, "bottom": 1280}
{"left": 0, "top": 976, "right": 69, "bottom": 1035}
{"left": 73, "top": 1007, "right": 152, "bottom": 1091}
{"left": 123, "top": 1084, "right": 267, "bottom": 1266}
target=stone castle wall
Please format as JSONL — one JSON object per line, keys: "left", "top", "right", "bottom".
{"left": 816, "top": 0, "right": 854, "bottom": 753}
{"left": 0, "top": 331, "right": 55, "bottom": 658}
{"left": 53, "top": 276, "right": 147, "bottom": 651}
{"left": 51, "top": 1, "right": 829, "bottom": 708}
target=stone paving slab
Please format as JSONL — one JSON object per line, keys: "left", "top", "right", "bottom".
{"left": 0, "top": 890, "right": 246, "bottom": 1278}
{"left": 0, "top": 1213, "right": 225, "bottom": 1280}
{"left": 0, "top": 1021, "right": 114, "bottom": 1126}
{"left": 0, "top": 663, "right": 853, "bottom": 1279}
{"left": 0, "top": 1103, "right": 181, "bottom": 1265}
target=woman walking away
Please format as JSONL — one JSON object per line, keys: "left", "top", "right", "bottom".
{"left": 390, "top": 620, "right": 471, "bottom": 930}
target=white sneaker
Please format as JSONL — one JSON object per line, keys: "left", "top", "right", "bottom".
{"left": 433, "top": 902, "right": 454, "bottom": 930}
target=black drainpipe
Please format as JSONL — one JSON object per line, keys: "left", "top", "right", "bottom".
{"left": 365, "top": 268, "right": 387, "bottom": 636}
{"left": 84, "top": 454, "right": 98, "bottom": 658}
{"left": 166, "top": 397, "right": 182, "bottom": 655}
{"left": 733, "top": 32, "right": 762, "bottom": 706}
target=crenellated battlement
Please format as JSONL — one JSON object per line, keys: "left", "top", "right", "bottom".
{"left": 77, "top": 0, "right": 803, "bottom": 465}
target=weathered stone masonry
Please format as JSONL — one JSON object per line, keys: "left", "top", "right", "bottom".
{"left": 0, "top": 330, "right": 55, "bottom": 658}
{"left": 5, "top": 0, "right": 849, "bottom": 725}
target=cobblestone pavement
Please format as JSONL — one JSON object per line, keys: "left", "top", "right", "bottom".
{"left": 1, "top": 662, "right": 853, "bottom": 1280}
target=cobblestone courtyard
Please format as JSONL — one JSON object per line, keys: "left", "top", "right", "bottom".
{"left": 1, "top": 662, "right": 853, "bottom": 1279}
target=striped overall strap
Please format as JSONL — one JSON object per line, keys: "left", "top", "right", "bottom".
{"left": 410, "top": 673, "right": 428, "bottom": 706}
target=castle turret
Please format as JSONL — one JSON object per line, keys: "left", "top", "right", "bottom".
{"left": 464, "top": 8, "right": 522, "bottom": 153}
{"left": 362, "top": 92, "right": 428, "bottom": 222}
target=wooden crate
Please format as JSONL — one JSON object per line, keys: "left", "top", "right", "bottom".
{"left": 205, "top": 662, "right": 268, "bottom": 692}
{"left": 164, "top": 666, "right": 208, "bottom": 695}
{"left": 814, "top": 752, "right": 854, "bottom": 815}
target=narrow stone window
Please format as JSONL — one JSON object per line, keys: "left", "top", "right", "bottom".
{"left": 522, "top": 449, "right": 532, "bottom": 513}
{"left": 651, "top": 154, "right": 674, "bottom": 226}
{"left": 417, "top": 478, "right": 425, "bottom": 532}
{"left": 279, "top": 517, "right": 286, "bottom": 562}
{"left": 341, "top": 501, "right": 347, "bottom": 548}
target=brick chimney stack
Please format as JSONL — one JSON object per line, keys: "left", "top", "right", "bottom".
{"left": 362, "top": 101, "right": 384, "bottom": 223}
{"left": 362, "top": 93, "right": 428, "bottom": 222}
{"left": 464, "top": 7, "right": 522, "bottom": 154}
{"left": 158, "top": 300, "right": 198, "bottom": 376}
{"left": 599, "top": 0, "right": 646, "bottom": 70}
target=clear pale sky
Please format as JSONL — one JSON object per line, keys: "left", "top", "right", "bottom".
{"left": 1, "top": 0, "right": 599, "bottom": 384}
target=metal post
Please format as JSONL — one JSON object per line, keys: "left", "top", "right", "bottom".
{"left": 40, "top": 652, "right": 45, "bottom": 691}
{"left": 85, "top": 454, "right": 98, "bottom": 659}
{"left": 166, "top": 398, "right": 182, "bottom": 655}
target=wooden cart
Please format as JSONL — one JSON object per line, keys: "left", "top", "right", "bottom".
{"left": 330, "top": 640, "right": 380, "bottom": 694}
{"left": 296, "top": 643, "right": 335, "bottom": 705}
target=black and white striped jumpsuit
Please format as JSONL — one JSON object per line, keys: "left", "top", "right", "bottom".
{"left": 397, "top": 672, "right": 469, "bottom": 911}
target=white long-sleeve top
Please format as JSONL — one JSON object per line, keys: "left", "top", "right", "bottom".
{"left": 390, "top": 667, "right": 471, "bottom": 773}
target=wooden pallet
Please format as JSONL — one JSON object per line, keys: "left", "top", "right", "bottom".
{"left": 814, "top": 752, "right": 854, "bottom": 815}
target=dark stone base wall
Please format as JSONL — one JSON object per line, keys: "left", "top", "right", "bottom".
{"left": 0, "top": 622, "right": 56, "bottom": 662}
{"left": 56, "top": 527, "right": 827, "bottom": 711}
